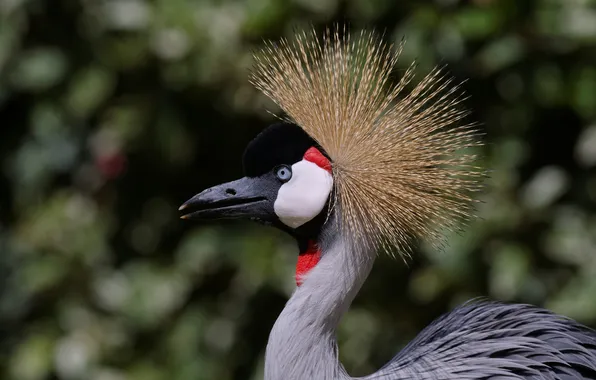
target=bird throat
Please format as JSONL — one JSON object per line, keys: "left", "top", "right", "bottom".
{"left": 295, "top": 240, "right": 321, "bottom": 286}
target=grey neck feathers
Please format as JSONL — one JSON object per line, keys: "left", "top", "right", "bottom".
{"left": 264, "top": 225, "right": 376, "bottom": 380}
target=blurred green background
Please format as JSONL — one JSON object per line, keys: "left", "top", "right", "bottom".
{"left": 1, "top": 0, "right": 596, "bottom": 379}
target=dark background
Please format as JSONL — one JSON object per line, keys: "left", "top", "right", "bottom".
{"left": 1, "top": 0, "right": 596, "bottom": 379}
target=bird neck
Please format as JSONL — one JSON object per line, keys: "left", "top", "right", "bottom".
{"left": 265, "top": 231, "right": 375, "bottom": 380}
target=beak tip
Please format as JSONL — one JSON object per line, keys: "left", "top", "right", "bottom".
{"left": 178, "top": 204, "right": 188, "bottom": 211}
{"left": 180, "top": 214, "right": 189, "bottom": 220}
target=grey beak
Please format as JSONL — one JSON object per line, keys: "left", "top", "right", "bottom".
{"left": 179, "top": 176, "right": 275, "bottom": 221}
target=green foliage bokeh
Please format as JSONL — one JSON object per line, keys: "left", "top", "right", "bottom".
{"left": 1, "top": 0, "right": 595, "bottom": 379}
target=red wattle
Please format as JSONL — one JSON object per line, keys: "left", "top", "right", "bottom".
{"left": 303, "top": 147, "right": 331, "bottom": 172}
{"left": 295, "top": 240, "right": 321, "bottom": 286}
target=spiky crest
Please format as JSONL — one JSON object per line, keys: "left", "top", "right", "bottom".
{"left": 250, "top": 26, "right": 483, "bottom": 257}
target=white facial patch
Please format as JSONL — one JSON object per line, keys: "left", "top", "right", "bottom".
{"left": 274, "top": 160, "right": 333, "bottom": 228}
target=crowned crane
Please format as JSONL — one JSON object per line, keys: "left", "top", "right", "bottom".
{"left": 179, "top": 28, "right": 596, "bottom": 380}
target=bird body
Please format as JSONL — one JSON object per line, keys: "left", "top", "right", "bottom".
{"left": 180, "top": 27, "right": 596, "bottom": 379}
{"left": 377, "top": 302, "right": 596, "bottom": 380}
{"left": 264, "top": 212, "right": 596, "bottom": 380}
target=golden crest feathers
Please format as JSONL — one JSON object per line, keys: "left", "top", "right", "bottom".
{"left": 250, "top": 27, "right": 483, "bottom": 256}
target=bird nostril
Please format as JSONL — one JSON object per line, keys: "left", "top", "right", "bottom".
{"left": 225, "top": 188, "right": 236, "bottom": 196}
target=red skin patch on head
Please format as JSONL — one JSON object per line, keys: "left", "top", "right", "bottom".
{"left": 303, "top": 147, "right": 331, "bottom": 172}
{"left": 295, "top": 240, "right": 321, "bottom": 286}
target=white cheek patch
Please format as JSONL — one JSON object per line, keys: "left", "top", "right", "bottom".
{"left": 274, "top": 160, "right": 333, "bottom": 228}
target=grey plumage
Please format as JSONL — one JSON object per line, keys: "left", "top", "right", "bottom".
{"left": 264, "top": 217, "right": 596, "bottom": 380}
{"left": 374, "top": 301, "right": 596, "bottom": 379}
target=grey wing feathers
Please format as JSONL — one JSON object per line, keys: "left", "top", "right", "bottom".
{"left": 368, "top": 301, "right": 596, "bottom": 379}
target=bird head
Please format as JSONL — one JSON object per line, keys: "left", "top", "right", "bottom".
{"left": 180, "top": 27, "right": 483, "bottom": 258}
{"left": 179, "top": 122, "right": 335, "bottom": 243}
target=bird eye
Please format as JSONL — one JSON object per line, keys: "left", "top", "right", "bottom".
{"left": 275, "top": 165, "right": 292, "bottom": 182}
